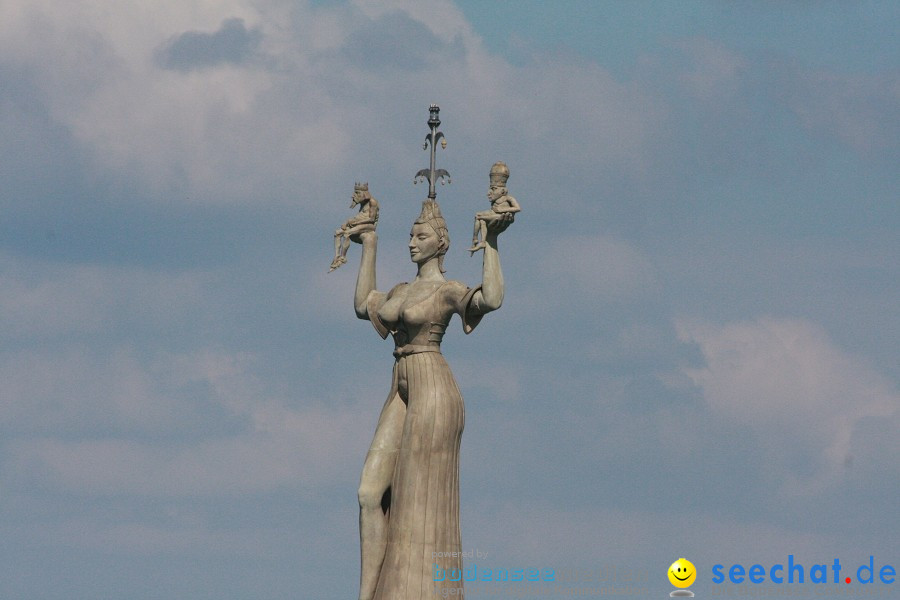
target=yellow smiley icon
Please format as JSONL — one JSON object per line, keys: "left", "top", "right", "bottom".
{"left": 668, "top": 558, "right": 696, "bottom": 588}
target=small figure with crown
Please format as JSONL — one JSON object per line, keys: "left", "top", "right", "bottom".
{"left": 468, "top": 161, "right": 520, "bottom": 255}
{"left": 330, "top": 182, "right": 379, "bottom": 272}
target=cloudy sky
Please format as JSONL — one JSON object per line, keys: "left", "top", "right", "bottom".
{"left": 1, "top": 0, "right": 898, "bottom": 598}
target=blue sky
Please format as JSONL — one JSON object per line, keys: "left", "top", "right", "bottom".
{"left": 1, "top": 1, "right": 898, "bottom": 598}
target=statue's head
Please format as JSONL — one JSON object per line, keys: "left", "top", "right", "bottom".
{"left": 351, "top": 182, "right": 370, "bottom": 207}
{"left": 412, "top": 200, "right": 450, "bottom": 272}
{"left": 488, "top": 185, "right": 507, "bottom": 201}
{"left": 487, "top": 162, "right": 509, "bottom": 202}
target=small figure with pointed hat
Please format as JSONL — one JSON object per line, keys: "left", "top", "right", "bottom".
{"left": 330, "top": 182, "right": 379, "bottom": 272}
{"left": 468, "top": 161, "right": 520, "bottom": 255}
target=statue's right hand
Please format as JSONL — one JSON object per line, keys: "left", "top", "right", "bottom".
{"left": 351, "top": 230, "right": 377, "bottom": 245}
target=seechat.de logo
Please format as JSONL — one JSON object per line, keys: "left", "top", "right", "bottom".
{"left": 668, "top": 558, "right": 696, "bottom": 597}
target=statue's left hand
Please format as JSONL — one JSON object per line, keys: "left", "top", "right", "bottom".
{"left": 485, "top": 212, "right": 514, "bottom": 235}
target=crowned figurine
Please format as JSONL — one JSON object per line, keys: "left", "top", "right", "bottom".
{"left": 330, "top": 182, "right": 379, "bottom": 272}
{"left": 468, "top": 161, "right": 521, "bottom": 255}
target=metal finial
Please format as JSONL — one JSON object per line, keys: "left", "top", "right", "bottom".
{"left": 414, "top": 104, "right": 451, "bottom": 199}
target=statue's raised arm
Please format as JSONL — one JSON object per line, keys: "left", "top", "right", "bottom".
{"left": 352, "top": 229, "right": 381, "bottom": 322}
{"left": 462, "top": 161, "right": 519, "bottom": 324}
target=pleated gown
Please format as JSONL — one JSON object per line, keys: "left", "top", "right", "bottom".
{"left": 372, "top": 350, "right": 465, "bottom": 599}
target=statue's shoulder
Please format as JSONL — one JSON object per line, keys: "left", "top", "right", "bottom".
{"left": 441, "top": 280, "right": 485, "bottom": 334}
{"left": 440, "top": 280, "right": 474, "bottom": 307}
{"left": 441, "top": 279, "right": 469, "bottom": 295}
{"left": 386, "top": 282, "right": 408, "bottom": 298}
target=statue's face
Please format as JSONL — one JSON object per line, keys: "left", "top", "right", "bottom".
{"left": 409, "top": 223, "right": 442, "bottom": 264}
{"left": 350, "top": 190, "right": 363, "bottom": 207}
{"left": 487, "top": 185, "right": 504, "bottom": 201}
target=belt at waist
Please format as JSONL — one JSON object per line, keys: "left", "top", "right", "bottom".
{"left": 393, "top": 344, "right": 441, "bottom": 358}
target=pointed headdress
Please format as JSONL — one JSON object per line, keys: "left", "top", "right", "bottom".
{"left": 415, "top": 199, "right": 450, "bottom": 273}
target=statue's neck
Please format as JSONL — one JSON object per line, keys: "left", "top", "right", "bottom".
{"left": 415, "top": 259, "right": 444, "bottom": 282}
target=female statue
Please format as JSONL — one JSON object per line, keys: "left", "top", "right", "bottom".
{"left": 352, "top": 195, "right": 513, "bottom": 600}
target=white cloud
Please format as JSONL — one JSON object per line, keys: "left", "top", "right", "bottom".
{"left": 0, "top": 0, "right": 659, "bottom": 206}
{"left": 464, "top": 502, "right": 847, "bottom": 572}
{"left": 536, "top": 235, "right": 658, "bottom": 303}
{"left": 0, "top": 255, "right": 208, "bottom": 338}
{"left": 662, "top": 38, "right": 900, "bottom": 156}
{"left": 0, "top": 347, "right": 179, "bottom": 433}
{"left": 672, "top": 37, "right": 748, "bottom": 103}
{"left": 676, "top": 317, "right": 898, "bottom": 496}
{"left": 3, "top": 349, "right": 373, "bottom": 496}
{"left": 0, "top": 0, "right": 340, "bottom": 202}
{"left": 0, "top": 249, "right": 379, "bottom": 496}
{"left": 48, "top": 518, "right": 265, "bottom": 555}
{"left": 0, "top": 2, "right": 897, "bottom": 597}
{"left": 452, "top": 358, "right": 522, "bottom": 404}
{"left": 351, "top": 0, "right": 474, "bottom": 45}
{"left": 785, "top": 68, "right": 900, "bottom": 154}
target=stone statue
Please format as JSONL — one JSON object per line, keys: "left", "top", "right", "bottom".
{"left": 330, "top": 182, "right": 379, "bottom": 272}
{"left": 343, "top": 106, "right": 517, "bottom": 600}
{"left": 468, "top": 161, "right": 520, "bottom": 255}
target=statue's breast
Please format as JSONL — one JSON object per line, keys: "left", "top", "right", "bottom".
{"left": 399, "top": 299, "right": 434, "bottom": 328}
{"left": 377, "top": 291, "right": 404, "bottom": 330}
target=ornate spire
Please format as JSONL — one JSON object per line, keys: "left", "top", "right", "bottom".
{"left": 414, "top": 104, "right": 451, "bottom": 199}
